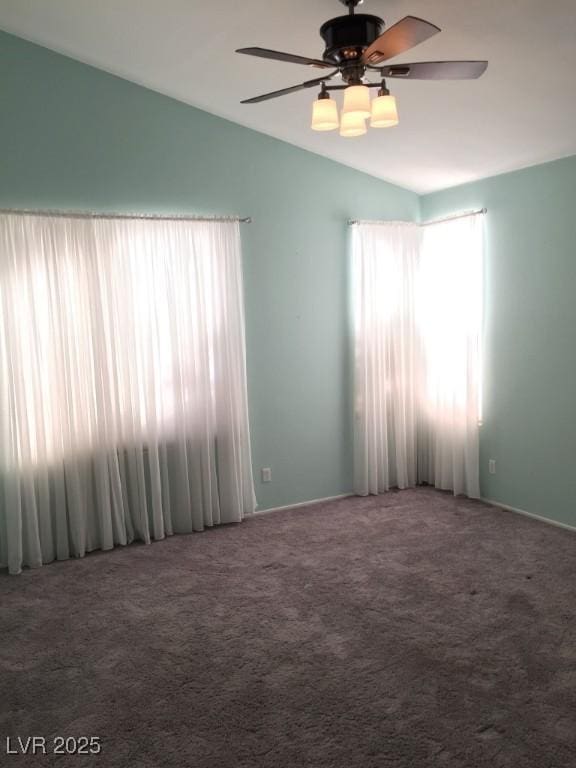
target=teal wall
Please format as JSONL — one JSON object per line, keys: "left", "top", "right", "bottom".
{"left": 421, "top": 156, "right": 576, "bottom": 528}
{"left": 0, "top": 30, "right": 419, "bottom": 511}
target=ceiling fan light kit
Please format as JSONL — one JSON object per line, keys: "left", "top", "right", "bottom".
{"left": 340, "top": 111, "right": 367, "bottom": 138}
{"left": 311, "top": 89, "right": 339, "bottom": 131}
{"left": 237, "top": 0, "right": 487, "bottom": 138}
{"left": 370, "top": 83, "right": 398, "bottom": 128}
{"left": 342, "top": 84, "right": 372, "bottom": 119}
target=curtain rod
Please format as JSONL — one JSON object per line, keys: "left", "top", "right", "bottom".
{"left": 347, "top": 219, "right": 417, "bottom": 226}
{"left": 422, "top": 208, "right": 487, "bottom": 226}
{"left": 348, "top": 208, "right": 487, "bottom": 227}
{"left": 0, "top": 208, "right": 252, "bottom": 224}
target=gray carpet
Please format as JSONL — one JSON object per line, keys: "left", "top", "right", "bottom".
{"left": 1, "top": 488, "right": 576, "bottom": 768}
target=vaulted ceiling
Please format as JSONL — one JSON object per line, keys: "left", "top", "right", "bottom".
{"left": 0, "top": 0, "right": 575, "bottom": 193}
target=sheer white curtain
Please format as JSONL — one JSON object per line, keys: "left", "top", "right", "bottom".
{"left": 0, "top": 213, "right": 255, "bottom": 574}
{"left": 352, "top": 223, "right": 421, "bottom": 494}
{"left": 417, "top": 215, "right": 483, "bottom": 496}
{"left": 352, "top": 213, "right": 483, "bottom": 499}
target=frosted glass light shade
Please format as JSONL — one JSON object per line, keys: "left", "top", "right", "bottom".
{"left": 339, "top": 111, "right": 367, "bottom": 137}
{"left": 311, "top": 96, "right": 339, "bottom": 131}
{"left": 342, "top": 85, "right": 371, "bottom": 119}
{"left": 370, "top": 94, "right": 399, "bottom": 128}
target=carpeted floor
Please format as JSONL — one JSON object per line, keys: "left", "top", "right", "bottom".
{"left": 1, "top": 488, "right": 576, "bottom": 768}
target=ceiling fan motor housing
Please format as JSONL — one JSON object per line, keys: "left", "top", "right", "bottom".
{"left": 320, "top": 14, "right": 384, "bottom": 66}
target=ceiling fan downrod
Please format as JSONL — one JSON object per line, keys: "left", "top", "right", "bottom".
{"left": 339, "top": 0, "right": 364, "bottom": 14}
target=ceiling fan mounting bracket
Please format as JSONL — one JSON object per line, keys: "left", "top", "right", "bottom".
{"left": 339, "top": 0, "right": 364, "bottom": 12}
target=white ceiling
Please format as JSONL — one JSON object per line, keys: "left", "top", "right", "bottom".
{"left": 0, "top": 0, "right": 575, "bottom": 193}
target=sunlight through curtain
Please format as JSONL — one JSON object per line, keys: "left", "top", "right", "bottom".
{"left": 417, "top": 214, "right": 483, "bottom": 495}
{"left": 0, "top": 214, "right": 255, "bottom": 574}
{"left": 352, "top": 213, "right": 483, "bottom": 498}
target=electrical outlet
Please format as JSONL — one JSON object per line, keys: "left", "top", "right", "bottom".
{"left": 261, "top": 467, "right": 272, "bottom": 483}
{"left": 488, "top": 459, "right": 496, "bottom": 475}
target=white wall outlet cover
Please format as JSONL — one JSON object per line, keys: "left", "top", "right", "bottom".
{"left": 261, "top": 468, "right": 272, "bottom": 483}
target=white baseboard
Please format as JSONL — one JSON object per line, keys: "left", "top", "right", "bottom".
{"left": 481, "top": 497, "right": 576, "bottom": 534}
{"left": 254, "top": 493, "right": 354, "bottom": 516}
{"left": 255, "top": 492, "right": 576, "bottom": 534}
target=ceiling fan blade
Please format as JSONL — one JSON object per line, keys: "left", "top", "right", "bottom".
{"left": 240, "top": 75, "right": 335, "bottom": 104}
{"left": 381, "top": 61, "right": 488, "bottom": 80}
{"left": 362, "top": 16, "right": 441, "bottom": 66}
{"left": 236, "top": 47, "right": 334, "bottom": 69}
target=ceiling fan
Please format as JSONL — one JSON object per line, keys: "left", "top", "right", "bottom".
{"left": 236, "top": 0, "right": 488, "bottom": 136}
